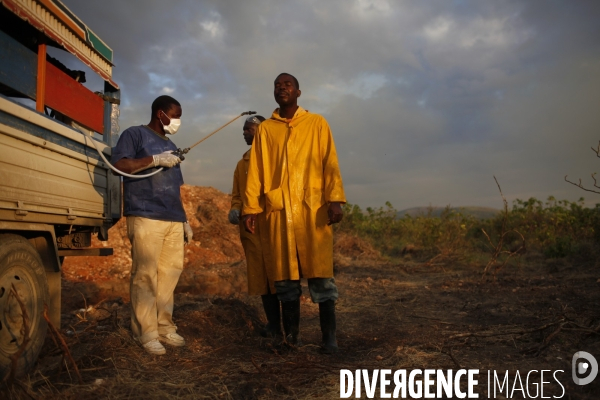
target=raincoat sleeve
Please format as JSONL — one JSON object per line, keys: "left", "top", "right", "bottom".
{"left": 320, "top": 119, "right": 346, "bottom": 203}
{"left": 230, "top": 161, "right": 242, "bottom": 211}
{"left": 242, "top": 130, "right": 265, "bottom": 215}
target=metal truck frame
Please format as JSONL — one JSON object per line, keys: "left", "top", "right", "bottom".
{"left": 0, "top": 0, "right": 121, "bottom": 378}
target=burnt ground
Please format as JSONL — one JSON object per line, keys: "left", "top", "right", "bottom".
{"left": 2, "top": 251, "right": 600, "bottom": 399}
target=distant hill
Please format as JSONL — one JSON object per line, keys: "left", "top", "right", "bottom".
{"left": 397, "top": 206, "right": 501, "bottom": 220}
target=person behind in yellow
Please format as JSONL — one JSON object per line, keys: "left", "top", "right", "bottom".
{"left": 228, "top": 115, "right": 282, "bottom": 337}
{"left": 243, "top": 73, "right": 346, "bottom": 354}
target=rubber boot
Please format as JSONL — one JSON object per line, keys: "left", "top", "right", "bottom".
{"left": 260, "top": 294, "right": 282, "bottom": 338}
{"left": 319, "top": 300, "right": 338, "bottom": 354}
{"left": 281, "top": 299, "right": 302, "bottom": 346}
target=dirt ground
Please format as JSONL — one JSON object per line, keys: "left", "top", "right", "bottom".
{"left": 2, "top": 187, "right": 600, "bottom": 399}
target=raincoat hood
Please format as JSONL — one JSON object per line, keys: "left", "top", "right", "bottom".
{"left": 271, "top": 106, "right": 310, "bottom": 125}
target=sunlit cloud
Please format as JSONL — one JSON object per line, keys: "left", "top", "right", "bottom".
{"left": 61, "top": 0, "right": 600, "bottom": 210}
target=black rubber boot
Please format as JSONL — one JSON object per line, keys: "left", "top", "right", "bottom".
{"left": 260, "top": 294, "right": 282, "bottom": 338}
{"left": 319, "top": 300, "right": 338, "bottom": 354}
{"left": 281, "top": 299, "right": 302, "bottom": 346}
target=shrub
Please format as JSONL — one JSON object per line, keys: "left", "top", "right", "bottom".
{"left": 335, "top": 203, "right": 476, "bottom": 261}
{"left": 335, "top": 197, "right": 600, "bottom": 261}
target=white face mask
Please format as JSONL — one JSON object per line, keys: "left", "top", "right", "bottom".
{"left": 160, "top": 111, "right": 181, "bottom": 135}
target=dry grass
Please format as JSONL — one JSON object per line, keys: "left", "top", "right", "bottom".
{"left": 2, "top": 256, "right": 600, "bottom": 399}
{"left": 3, "top": 185, "right": 600, "bottom": 399}
{"left": 333, "top": 233, "right": 385, "bottom": 269}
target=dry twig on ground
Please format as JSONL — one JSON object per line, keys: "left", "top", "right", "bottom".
{"left": 43, "top": 304, "right": 83, "bottom": 384}
{"left": 447, "top": 319, "right": 563, "bottom": 341}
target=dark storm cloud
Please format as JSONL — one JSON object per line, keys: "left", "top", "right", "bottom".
{"left": 61, "top": 0, "right": 600, "bottom": 209}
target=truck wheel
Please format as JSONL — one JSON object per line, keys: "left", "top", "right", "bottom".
{"left": 0, "top": 234, "right": 49, "bottom": 380}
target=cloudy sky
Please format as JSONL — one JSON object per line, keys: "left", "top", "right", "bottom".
{"left": 60, "top": 0, "right": 600, "bottom": 211}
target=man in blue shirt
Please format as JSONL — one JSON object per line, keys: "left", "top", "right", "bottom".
{"left": 112, "top": 95, "right": 193, "bottom": 355}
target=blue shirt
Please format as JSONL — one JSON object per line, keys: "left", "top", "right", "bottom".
{"left": 112, "top": 125, "right": 187, "bottom": 222}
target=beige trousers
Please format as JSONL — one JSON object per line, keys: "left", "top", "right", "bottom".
{"left": 127, "top": 216, "right": 184, "bottom": 344}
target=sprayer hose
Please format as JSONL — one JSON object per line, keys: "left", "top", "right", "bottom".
{"left": 79, "top": 127, "right": 164, "bottom": 179}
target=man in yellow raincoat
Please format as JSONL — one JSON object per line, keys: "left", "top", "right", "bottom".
{"left": 243, "top": 73, "right": 346, "bottom": 354}
{"left": 228, "top": 115, "right": 282, "bottom": 338}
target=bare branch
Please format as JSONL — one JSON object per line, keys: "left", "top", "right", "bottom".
{"left": 493, "top": 175, "right": 508, "bottom": 210}
{"left": 564, "top": 175, "right": 600, "bottom": 194}
{"left": 481, "top": 228, "right": 494, "bottom": 248}
{"left": 565, "top": 142, "right": 600, "bottom": 193}
{"left": 592, "top": 141, "right": 600, "bottom": 158}
{"left": 592, "top": 173, "right": 600, "bottom": 189}
{"left": 483, "top": 177, "right": 525, "bottom": 279}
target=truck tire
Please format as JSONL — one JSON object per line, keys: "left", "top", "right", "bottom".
{"left": 0, "top": 234, "right": 49, "bottom": 380}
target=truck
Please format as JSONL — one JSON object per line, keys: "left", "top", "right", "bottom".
{"left": 0, "top": 0, "right": 121, "bottom": 378}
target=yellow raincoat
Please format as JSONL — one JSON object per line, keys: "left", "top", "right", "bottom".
{"left": 243, "top": 107, "right": 346, "bottom": 281}
{"left": 231, "top": 150, "right": 274, "bottom": 295}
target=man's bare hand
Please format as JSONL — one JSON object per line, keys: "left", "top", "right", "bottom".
{"left": 327, "top": 202, "right": 343, "bottom": 225}
{"left": 244, "top": 214, "right": 257, "bottom": 234}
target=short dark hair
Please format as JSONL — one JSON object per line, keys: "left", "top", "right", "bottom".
{"left": 151, "top": 95, "right": 181, "bottom": 116}
{"left": 275, "top": 73, "right": 299, "bottom": 89}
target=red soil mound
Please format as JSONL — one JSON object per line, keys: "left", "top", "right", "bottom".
{"left": 60, "top": 185, "right": 383, "bottom": 306}
{"left": 61, "top": 185, "right": 247, "bottom": 304}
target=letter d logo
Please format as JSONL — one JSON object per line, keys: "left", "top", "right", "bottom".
{"left": 572, "top": 351, "right": 598, "bottom": 385}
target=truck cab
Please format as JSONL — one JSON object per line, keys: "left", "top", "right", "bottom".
{"left": 0, "top": 0, "right": 121, "bottom": 378}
